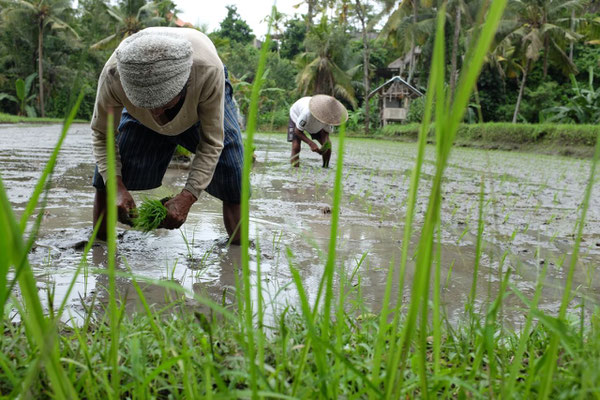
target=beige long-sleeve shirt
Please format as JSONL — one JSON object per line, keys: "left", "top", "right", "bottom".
{"left": 91, "top": 27, "right": 225, "bottom": 199}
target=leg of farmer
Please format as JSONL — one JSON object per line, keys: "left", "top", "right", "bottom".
{"left": 92, "top": 110, "right": 177, "bottom": 237}
{"left": 223, "top": 202, "right": 241, "bottom": 244}
{"left": 93, "top": 189, "right": 108, "bottom": 241}
{"left": 287, "top": 118, "right": 301, "bottom": 167}
{"left": 291, "top": 137, "right": 301, "bottom": 167}
{"left": 316, "top": 132, "right": 331, "bottom": 168}
{"left": 210, "top": 72, "right": 244, "bottom": 244}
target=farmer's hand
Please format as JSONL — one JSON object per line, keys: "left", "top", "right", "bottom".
{"left": 160, "top": 190, "right": 197, "bottom": 229}
{"left": 309, "top": 141, "right": 321, "bottom": 153}
{"left": 116, "top": 177, "right": 136, "bottom": 226}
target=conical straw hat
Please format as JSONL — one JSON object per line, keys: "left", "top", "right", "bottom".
{"left": 308, "top": 95, "right": 348, "bottom": 126}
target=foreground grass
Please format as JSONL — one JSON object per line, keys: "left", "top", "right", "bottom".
{"left": 2, "top": 3, "right": 599, "bottom": 399}
{"left": 1, "top": 300, "right": 599, "bottom": 399}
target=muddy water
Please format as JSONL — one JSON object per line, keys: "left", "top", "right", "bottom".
{"left": 1, "top": 123, "right": 599, "bottom": 324}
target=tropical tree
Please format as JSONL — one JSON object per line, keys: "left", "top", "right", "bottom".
{"left": 448, "top": 0, "right": 475, "bottom": 97}
{"left": 303, "top": 0, "right": 329, "bottom": 31}
{"left": 494, "top": 0, "right": 586, "bottom": 122}
{"left": 1, "top": 0, "right": 78, "bottom": 117}
{"left": 296, "top": 17, "right": 358, "bottom": 108}
{"left": 280, "top": 17, "right": 306, "bottom": 60}
{"left": 349, "top": 0, "right": 381, "bottom": 134}
{"left": 215, "top": 5, "right": 254, "bottom": 45}
{"left": 379, "top": 0, "right": 436, "bottom": 85}
{"left": 90, "top": 0, "right": 172, "bottom": 50}
{"left": 449, "top": 0, "right": 489, "bottom": 119}
{"left": 262, "top": 7, "right": 287, "bottom": 52}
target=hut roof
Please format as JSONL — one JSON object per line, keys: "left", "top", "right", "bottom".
{"left": 369, "top": 76, "right": 424, "bottom": 98}
{"left": 388, "top": 58, "right": 404, "bottom": 69}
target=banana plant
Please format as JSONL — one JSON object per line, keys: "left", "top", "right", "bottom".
{"left": 0, "top": 73, "right": 37, "bottom": 117}
{"left": 541, "top": 67, "right": 600, "bottom": 124}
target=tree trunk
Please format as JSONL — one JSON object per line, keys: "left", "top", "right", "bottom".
{"left": 569, "top": 9, "right": 575, "bottom": 63}
{"left": 473, "top": 84, "right": 484, "bottom": 123}
{"left": 407, "top": 0, "right": 418, "bottom": 84}
{"left": 356, "top": 0, "right": 370, "bottom": 135}
{"left": 543, "top": 37, "right": 549, "bottom": 78}
{"left": 38, "top": 20, "right": 45, "bottom": 118}
{"left": 306, "top": 0, "right": 315, "bottom": 32}
{"left": 449, "top": 8, "right": 461, "bottom": 101}
{"left": 512, "top": 59, "right": 531, "bottom": 123}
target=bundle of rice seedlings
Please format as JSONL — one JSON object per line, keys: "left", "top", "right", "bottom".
{"left": 321, "top": 141, "right": 332, "bottom": 152}
{"left": 133, "top": 198, "right": 168, "bottom": 232}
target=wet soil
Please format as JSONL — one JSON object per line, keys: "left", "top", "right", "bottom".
{"left": 2, "top": 124, "right": 599, "bottom": 324}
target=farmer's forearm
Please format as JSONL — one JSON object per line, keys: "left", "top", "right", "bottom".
{"left": 184, "top": 127, "right": 224, "bottom": 199}
{"left": 92, "top": 127, "right": 123, "bottom": 181}
{"left": 294, "top": 129, "right": 315, "bottom": 146}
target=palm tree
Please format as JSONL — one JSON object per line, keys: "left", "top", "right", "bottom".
{"left": 1, "top": 0, "right": 78, "bottom": 117}
{"left": 450, "top": 0, "right": 490, "bottom": 118}
{"left": 352, "top": 0, "right": 373, "bottom": 134}
{"left": 379, "top": 0, "right": 436, "bottom": 84}
{"left": 304, "top": 0, "right": 327, "bottom": 31}
{"left": 90, "top": 0, "right": 171, "bottom": 50}
{"left": 448, "top": 0, "right": 479, "bottom": 97}
{"left": 262, "top": 8, "right": 287, "bottom": 55}
{"left": 494, "top": 0, "right": 586, "bottom": 122}
{"left": 349, "top": 0, "right": 391, "bottom": 133}
{"left": 296, "top": 17, "right": 358, "bottom": 108}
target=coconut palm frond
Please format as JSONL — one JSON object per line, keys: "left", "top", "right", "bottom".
{"left": 90, "top": 33, "right": 119, "bottom": 50}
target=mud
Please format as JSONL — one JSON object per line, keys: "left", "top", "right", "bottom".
{"left": 1, "top": 124, "right": 599, "bottom": 325}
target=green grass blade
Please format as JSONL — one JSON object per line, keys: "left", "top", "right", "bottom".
{"left": 320, "top": 121, "right": 346, "bottom": 347}
{"left": 105, "top": 112, "right": 121, "bottom": 397}
{"left": 385, "top": 7, "right": 447, "bottom": 398}
{"left": 240, "top": 8, "right": 274, "bottom": 399}
{"left": 433, "top": 226, "right": 442, "bottom": 375}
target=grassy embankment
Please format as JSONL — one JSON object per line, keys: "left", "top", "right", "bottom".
{"left": 2, "top": 3, "right": 600, "bottom": 399}
{"left": 0, "top": 112, "right": 88, "bottom": 124}
{"left": 374, "top": 122, "right": 600, "bottom": 158}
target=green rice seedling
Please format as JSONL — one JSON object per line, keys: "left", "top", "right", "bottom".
{"left": 133, "top": 198, "right": 169, "bottom": 232}
{"left": 174, "top": 144, "right": 192, "bottom": 158}
{"left": 179, "top": 225, "right": 199, "bottom": 260}
{"left": 466, "top": 178, "right": 486, "bottom": 318}
{"left": 104, "top": 112, "right": 122, "bottom": 395}
{"left": 320, "top": 141, "right": 332, "bottom": 152}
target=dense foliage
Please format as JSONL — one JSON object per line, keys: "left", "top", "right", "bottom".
{"left": 0, "top": 0, "right": 599, "bottom": 130}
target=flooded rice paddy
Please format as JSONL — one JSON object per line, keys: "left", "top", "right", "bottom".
{"left": 2, "top": 123, "right": 599, "bottom": 324}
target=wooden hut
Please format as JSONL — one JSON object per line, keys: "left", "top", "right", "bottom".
{"left": 369, "top": 76, "right": 423, "bottom": 126}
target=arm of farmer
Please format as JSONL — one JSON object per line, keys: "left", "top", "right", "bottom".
{"left": 161, "top": 66, "right": 225, "bottom": 229}
{"left": 294, "top": 127, "right": 322, "bottom": 153}
{"left": 91, "top": 67, "right": 136, "bottom": 225}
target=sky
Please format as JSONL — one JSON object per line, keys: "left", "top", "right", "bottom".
{"left": 175, "top": 0, "right": 307, "bottom": 38}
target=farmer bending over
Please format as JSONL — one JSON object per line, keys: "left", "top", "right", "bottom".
{"left": 288, "top": 95, "right": 347, "bottom": 168}
{"left": 91, "top": 27, "right": 244, "bottom": 244}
